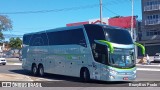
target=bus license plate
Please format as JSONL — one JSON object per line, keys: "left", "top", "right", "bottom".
{"left": 123, "top": 77, "right": 128, "bottom": 80}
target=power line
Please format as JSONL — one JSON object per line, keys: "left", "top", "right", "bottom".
{"left": 0, "top": 4, "right": 99, "bottom": 15}
{"left": 0, "top": 1, "right": 131, "bottom": 15}
{"left": 103, "top": 6, "right": 120, "bottom": 16}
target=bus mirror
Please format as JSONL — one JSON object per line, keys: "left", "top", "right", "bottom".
{"left": 134, "top": 42, "right": 145, "bottom": 55}
{"left": 94, "top": 40, "right": 114, "bottom": 53}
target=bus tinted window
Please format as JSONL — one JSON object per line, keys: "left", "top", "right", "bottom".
{"left": 104, "top": 28, "right": 133, "bottom": 44}
{"left": 30, "top": 34, "right": 39, "bottom": 46}
{"left": 28, "top": 33, "right": 48, "bottom": 46}
{"left": 40, "top": 33, "right": 49, "bottom": 45}
{"left": 84, "top": 24, "right": 108, "bottom": 64}
{"left": 47, "top": 29, "right": 86, "bottom": 47}
{"left": 23, "top": 35, "right": 32, "bottom": 46}
{"left": 84, "top": 24, "right": 105, "bottom": 44}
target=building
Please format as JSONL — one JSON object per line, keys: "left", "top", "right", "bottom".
{"left": 66, "top": 18, "right": 108, "bottom": 27}
{"left": 137, "top": 20, "right": 142, "bottom": 41}
{"left": 67, "top": 16, "right": 137, "bottom": 41}
{"left": 140, "top": 0, "right": 160, "bottom": 56}
{"left": 108, "top": 16, "right": 137, "bottom": 41}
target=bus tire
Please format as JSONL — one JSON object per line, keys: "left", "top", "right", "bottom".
{"left": 38, "top": 65, "right": 45, "bottom": 77}
{"left": 80, "top": 68, "right": 90, "bottom": 82}
{"left": 32, "top": 64, "right": 38, "bottom": 76}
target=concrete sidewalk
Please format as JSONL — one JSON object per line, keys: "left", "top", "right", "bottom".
{"left": 0, "top": 73, "right": 33, "bottom": 81}
{"left": 0, "top": 73, "right": 63, "bottom": 81}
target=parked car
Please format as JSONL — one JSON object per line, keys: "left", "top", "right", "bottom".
{"left": 0, "top": 58, "right": 6, "bottom": 65}
{"left": 154, "top": 53, "right": 160, "bottom": 62}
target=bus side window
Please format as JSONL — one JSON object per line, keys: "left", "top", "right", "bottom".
{"left": 92, "top": 43, "right": 108, "bottom": 64}
{"left": 92, "top": 44, "right": 99, "bottom": 59}
{"left": 79, "top": 39, "right": 87, "bottom": 47}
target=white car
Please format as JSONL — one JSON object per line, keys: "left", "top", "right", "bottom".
{"left": 0, "top": 58, "right": 6, "bottom": 65}
{"left": 154, "top": 53, "right": 160, "bottom": 62}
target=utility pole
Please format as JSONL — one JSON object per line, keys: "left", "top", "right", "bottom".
{"left": 131, "top": 0, "right": 138, "bottom": 60}
{"left": 131, "top": 0, "right": 134, "bottom": 40}
{"left": 100, "top": 0, "right": 103, "bottom": 24}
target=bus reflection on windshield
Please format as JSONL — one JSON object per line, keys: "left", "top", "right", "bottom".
{"left": 109, "top": 50, "right": 134, "bottom": 68}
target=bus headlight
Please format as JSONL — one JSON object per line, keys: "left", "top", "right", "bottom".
{"left": 133, "top": 70, "right": 136, "bottom": 74}
{"left": 109, "top": 75, "right": 115, "bottom": 79}
{"left": 108, "top": 69, "right": 117, "bottom": 75}
{"left": 104, "top": 68, "right": 117, "bottom": 75}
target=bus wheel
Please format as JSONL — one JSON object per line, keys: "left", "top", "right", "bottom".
{"left": 32, "top": 64, "right": 38, "bottom": 76}
{"left": 81, "top": 68, "right": 90, "bottom": 82}
{"left": 38, "top": 65, "right": 44, "bottom": 77}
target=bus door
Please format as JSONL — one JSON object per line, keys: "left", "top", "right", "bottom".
{"left": 91, "top": 43, "right": 108, "bottom": 80}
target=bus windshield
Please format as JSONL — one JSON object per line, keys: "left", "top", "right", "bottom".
{"left": 104, "top": 28, "right": 133, "bottom": 45}
{"left": 109, "top": 49, "right": 135, "bottom": 68}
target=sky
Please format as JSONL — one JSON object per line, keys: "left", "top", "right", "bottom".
{"left": 0, "top": 0, "right": 141, "bottom": 41}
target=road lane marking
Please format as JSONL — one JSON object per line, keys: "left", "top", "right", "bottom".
{"left": 137, "top": 68, "right": 160, "bottom": 71}
{"left": 136, "top": 64, "right": 160, "bottom": 67}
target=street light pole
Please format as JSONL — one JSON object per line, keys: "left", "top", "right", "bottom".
{"left": 100, "top": 0, "right": 103, "bottom": 24}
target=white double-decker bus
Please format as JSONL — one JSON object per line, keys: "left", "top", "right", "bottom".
{"left": 22, "top": 24, "right": 145, "bottom": 81}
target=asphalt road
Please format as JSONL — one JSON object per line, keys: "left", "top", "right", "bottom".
{"left": 0, "top": 65, "right": 129, "bottom": 86}
{"left": 6, "top": 58, "right": 21, "bottom": 63}
{"left": 1, "top": 58, "right": 160, "bottom": 88}
{"left": 1, "top": 65, "right": 160, "bottom": 81}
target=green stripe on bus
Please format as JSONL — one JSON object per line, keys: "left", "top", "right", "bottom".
{"left": 50, "top": 54, "right": 83, "bottom": 60}
{"left": 134, "top": 42, "right": 145, "bottom": 55}
{"left": 107, "top": 66, "right": 136, "bottom": 71}
{"left": 94, "top": 40, "right": 114, "bottom": 53}
{"left": 67, "top": 55, "right": 72, "bottom": 60}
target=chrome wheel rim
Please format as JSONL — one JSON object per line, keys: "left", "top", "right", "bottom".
{"left": 33, "top": 67, "right": 37, "bottom": 74}
{"left": 40, "top": 67, "right": 43, "bottom": 75}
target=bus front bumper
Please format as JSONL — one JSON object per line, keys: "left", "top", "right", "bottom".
{"left": 108, "top": 74, "right": 136, "bottom": 81}
{"left": 101, "top": 67, "right": 137, "bottom": 81}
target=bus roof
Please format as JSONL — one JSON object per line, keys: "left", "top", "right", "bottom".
{"left": 23, "top": 24, "right": 125, "bottom": 36}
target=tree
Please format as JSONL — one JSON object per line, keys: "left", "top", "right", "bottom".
{"left": 0, "top": 15, "right": 12, "bottom": 31}
{"left": 9, "top": 37, "right": 22, "bottom": 49}
{"left": 0, "top": 32, "right": 4, "bottom": 42}
{"left": 0, "top": 15, "right": 12, "bottom": 42}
